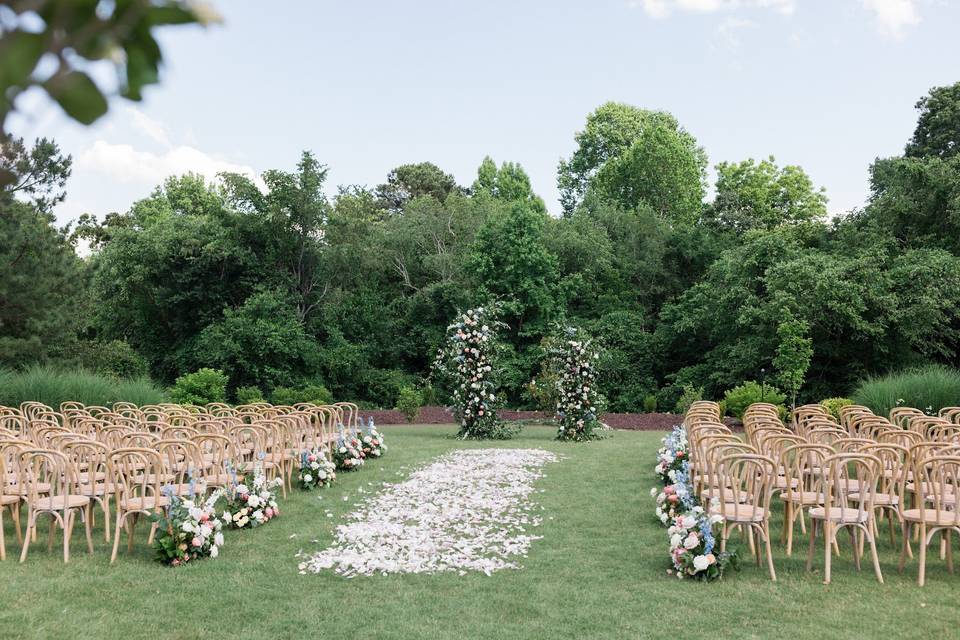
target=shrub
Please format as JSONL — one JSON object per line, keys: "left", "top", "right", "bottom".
{"left": 396, "top": 387, "right": 422, "bottom": 423}
{"left": 819, "top": 397, "right": 853, "bottom": 421}
{"left": 852, "top": 364, "right": 960, "bottom": 418}
{"left": 419, "top": 383, "right": 437, "bottom": 406}
{"left": 364, "top": 369, "right": 414, "bottom": 408}
{"left": 642, "top": 394, "right": 658, "bottom": 413}
{"left": 58, "top": 339, "right": 149, "bottom": 379}
{"left": 169, "top": 368, "right": 228, "bottom": 405}
{"left": 722, "top": 381, "right": 787, "bottom": 419}
{"left": 235, "top": 386, "right": 265, "bottom": 405}
{"left": 0, "top": 365, "right": 166, "bottom": 407}
{"left": 270, "top": 383, "right": 332, "bottom": 406}
{"left": 673, "top": 385, "right": 704, "bottom": 414}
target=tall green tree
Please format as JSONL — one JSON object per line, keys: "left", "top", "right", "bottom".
{"left": 710, "top": 156, "right": 827, "bottom": 232}
{"left": 591, "top": 117, "right": 707, "bottom": 223}
{"left": 906, "top": 81, "right": 960, "bottom": 160}
{"left": 557, "top": 102, "right": 706, "bottom": 216}
{"left": 774, "top": 311, "right": 814, "bottom": 410}
{"left": 375, "top": 162, "right": 462, "bottom": 214}
{"left": 0, "top": 137, "right": 85, "bottom": 364}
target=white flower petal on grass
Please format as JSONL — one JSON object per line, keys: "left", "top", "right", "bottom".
{"left": 297, "top": 448, "right": 558, "bottom": 577}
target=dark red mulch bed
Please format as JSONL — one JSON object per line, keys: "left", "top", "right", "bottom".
{"left": 358, "top": 406, "right": 742, "bottom": 431}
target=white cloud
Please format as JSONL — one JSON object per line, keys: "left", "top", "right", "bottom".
{"left": 861, "top": 0, "right": 920, "bottom": 39}
{"left": 125, "top": 106, "right": 171, "bottom": 147}
{"left": 633, "top": 0, "right": 795, "bottom": 18}
{"left": 77, "top": 140, "right": 261, "bottom": 188}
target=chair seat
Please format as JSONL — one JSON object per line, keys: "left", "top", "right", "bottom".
{"left": 781, "top": 491, "right": 825, "bottom": 505}
{"left": 809, "top": 506, "right": 869, "bottom": 524}
{"left": 901, "top": 508, "right": 960, "bottom": 526}
{"left": 79, "top": 483, "right": 117, "bottom": 497}
{"left": 12, "top": 482, "right": 52, "bottom": 495}
{"left": 773, "top": 476, "right": 800, "bottom": 490}
{"left": 849, "top": 492, "right": 899, "bottom": 506}
{"left": 0, "top": 493, "right": 20, "bottom": 506}
{"left": 35, "top": 494, "right": 90, "bottom": 510}
{"left": 119, "top": 495, "right": 170, "bottom": 511}
{"left": 717, "top": 503, "right": 766, "bottom": 523}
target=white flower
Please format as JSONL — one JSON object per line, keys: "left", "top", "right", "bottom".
{"left": 214, "top": 532, "right": 224, "bottom": 546}
{"left": 188, "top": 507, "right": 203, "bottom": 521}
{"left": 209, "top": 545, "right": 219, "bottom": 558}
{"left": 693, "top": 555, "right": 709, "bottom": 571}
{"left": 681, "top": 515, "right": 697, "bottom": 529}
{"left": 223, "top": 510, "right": 231, "bottom": 521}
{"left": 649, "top": 487, "right": 657, "bottom": 497}
{"left": 669, "top": 533, "right": 682, "bottom": 549}
{"left": 303, "top": 474, "right": 313, "bottom": 483}
{"left": 181, "top": 521, "right": 194, "bottom": 533}
{"left": 683, "top": 533, "right": 699, "bottom": 550}
{"left": 248, "top": 495, "right": 261, "bottom": 508}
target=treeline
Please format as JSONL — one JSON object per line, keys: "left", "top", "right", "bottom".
{"left": 3, "top": 82, "right": 960, "bottom": 411}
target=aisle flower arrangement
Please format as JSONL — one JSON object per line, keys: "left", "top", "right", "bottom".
{"left": 223, "top": 462, "right": 282, "bottom": 528}
{"left": 333, "top": 426, "right": 365, "bottom": 471}
{"left": 654, "top": 425, "right": 689, "bottom": 486}
{"left": 650, "top": 424, "right": 738, "bottom": 580}
{"left": 433, "top": 304, "right": 517, "bottom": 440}
{"left": 151, "top": 487, "right": 225, "bottom": 566}
{"left": 358, "top": 418, "right": 387, "bottom": 458}
{"left": 548, "top": 326, "right": 606, "bottom": 442}
{"left": 298, "top": 448, "right": 337, "bottom": 489}
{"left": 667, "top": 507, "right": 738, "bottom": 581}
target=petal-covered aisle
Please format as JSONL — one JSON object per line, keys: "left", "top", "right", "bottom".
{"left": 297, "top": 448, "right": 558, "bottom": 577}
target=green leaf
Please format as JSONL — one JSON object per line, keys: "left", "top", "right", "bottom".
{"left": 0, "top": 31, "right": 46, "bottom": 89}
{"left": 43, "top": 70, "right": 109, "bottom": 125}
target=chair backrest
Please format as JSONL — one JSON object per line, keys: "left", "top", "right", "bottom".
{"left": 877, "top": 429, "right": 923, "bottom": 449}
{"left": 109, "top": 448, "right": 164, "bottom": 506}
{"left": 863, "top": 443, "right": 908, "bottom": 499}
{"left": 716, "top": 453, "right": 776, "bottom": 517}
{"left": 912, "top": 455, "right": 960, "bottom": 528}
{"left": 120, "top": 432, "right": 159, "bottom": 448}
{"left": 834, "top": 437, "right": 874, "bottom": 453}
{"left": 60, "top": 440, "right": 110, "bottom": 487}
{"left": 18, "top": 448, "right": 77, "bottom": 505}
{"left": 807, "top": 428, "right": 847, "bottom": 447}
{"left": 890, "top": 407, "right": 925, "bottom": 429}
{"left": 781, "top": 443, "right": 835, "bottom": 499}
{"left": 156, "top": 439, "right": 204, "bottom": 489}
{"left": 820, "top": 453, "right": 881, "bottom": 519}
{"left": 0, "top": 438, "right": 31, "bottom": 494}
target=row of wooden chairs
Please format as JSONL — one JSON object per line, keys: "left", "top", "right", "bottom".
{"left": 0, "top": 401, "right": 357, "bottom": 563}
{"left": 685, "top": 401, "right": 960, "bottom": 586}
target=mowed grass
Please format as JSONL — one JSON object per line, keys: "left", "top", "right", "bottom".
{"left": 0, "top": 425, "right": 956, "bottom": 640}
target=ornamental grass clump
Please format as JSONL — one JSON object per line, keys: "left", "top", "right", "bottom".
{"left": 433, "top": 304, "right": 517, "bottom": 440}
{"left": 548, "top": 326, "right": 606, "bottom": 441}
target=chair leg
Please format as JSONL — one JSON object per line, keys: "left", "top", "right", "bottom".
{"left": 19, "top": 510, "right": 34, "bottom": 563}
{"left": 47, "top": 514, "right": 57, "bottom": 552}
{"left": 798, "top": 507, "right": 806, "bottom": 534}
{"left": 12, "top": 502, "right": 22, "bottom": 545}
{"left": 0, "top": 506, "right": 6, "bottom": 561}
{"left": 84, "top": 504, "right": 94, "bottom": 555}
{"left": 847, "top": 526, "right": 861, "bottom": 571}
{"left": 763, "top": 521, "right": 776, "bottom": 581}
{"left": 127, "top": 513, "right": 138, "bottom": 554}
{"left": 786, "top": 502, "right": 795, "bottom": 556}
{"left": 103, "top": 497, "right": 111, "bottom": 543}
{"left": 110, "top": 511, "right": 124, "bottom": 564}
{"left": 918, "top": 523, "right": 927, "bottom": 587}
{"left": 63, "top": 511, "right": 73, "bottom": 563}
{"left": 946, "top": 531, "right": 954, "bottom": 574}
{"left": 806, "top": 518, "right": 818, "bottom": 572}
{"left": 887, "top": 509, "right": 896, "bottom": 548}
{"left": 824, "top": 521, "right": 833, "bottom": 585}
{"left": 867, "top": 525, "right": 884, "bottom": 584}
{"left": 899, "top": 522, "right": 910, "bottom": 573}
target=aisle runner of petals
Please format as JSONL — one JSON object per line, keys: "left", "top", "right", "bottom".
{"left": 297, "top": 448, "right": 558, "bottom": 577}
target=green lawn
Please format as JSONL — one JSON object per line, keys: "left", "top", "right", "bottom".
{"left": 0, "top": 426, "right": 955, "bottom": 639}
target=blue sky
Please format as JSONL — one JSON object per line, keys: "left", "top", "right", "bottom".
{"left": 10, "top": 0, "right": 960, "bottom": 224}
